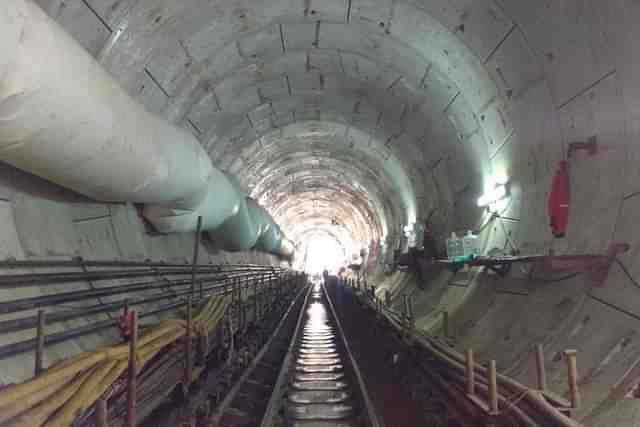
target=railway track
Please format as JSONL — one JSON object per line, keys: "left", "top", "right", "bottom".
{"left": 207, "top": 281, "right": 309, "bottom": 426}
{"left": 210, "top": 280, "right": 381, "bottom": 427}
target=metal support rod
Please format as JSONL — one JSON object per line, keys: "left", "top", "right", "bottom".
{"left": 442, "top": 311, "right": 449, "bottom": 338}
{"left": 488, "top": 360, "right": 499, "bottom": 415}
{"left": 564, "top": 349, "right": 580, "bottom": 409}
{"left": 191, "top": 216, "right": 203, "bottom": 299}
{"left": 184, "top": 297, "right": 193, "bottom": 392}
{"left": 240, "top": 280, "right": 245, "bottom": 329}
{"left": 0, "top": 270, "right": 278, "bottom": 316}
{"left": 253, "top": 279, "right": 258, "bottom": 322}
{"left": 96, "top": 397, "right": 108, "bottom": 427}
{"left": 408, "top": 297, "right": 414, "bottom": 323}
{"left": 127, "top": 310, "right": 138, "bottom": 427}
{"left": 403, "top": 295, "right": 414, "bottom": 327}
{"left": 535, "top": 344, "right": 547, "bottom": 392}
{"left": 402, "top": 295, "right": 408, "bottom": 324}
{"left": 258, "top": 274, "right": 264, "bottom": 318}
{"left": 465, "top": 349, "right": 475, "bottom": 396}
{"left": 35, "top": 309, "right": 46, "bottom": 376}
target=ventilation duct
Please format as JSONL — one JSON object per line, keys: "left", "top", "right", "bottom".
{"left": 0, "top": 0, "right": 293, "bottom": 259}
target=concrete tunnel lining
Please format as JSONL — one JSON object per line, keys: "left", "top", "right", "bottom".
{"left": 0, "top": 0, "right": 639, "bottom": 425}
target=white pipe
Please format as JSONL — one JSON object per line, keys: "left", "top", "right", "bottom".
{"left": 0, "top": 0, "right": 293, "bottom": 257}
{"left": 206, "top": 176, "right": 260, "bottom": 251}
{"left": 0, "top": 1, "right": 213, "bottom": 207}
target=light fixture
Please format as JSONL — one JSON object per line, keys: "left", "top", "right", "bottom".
{"left": 477, "top": 180, "right": 509, "bottom": 211}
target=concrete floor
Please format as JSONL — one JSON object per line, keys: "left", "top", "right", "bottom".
{"left": 3, "top": 0, "right": 640, "bottom": 425}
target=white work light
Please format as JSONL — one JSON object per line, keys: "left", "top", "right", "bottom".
{"left": 477, "top": 184, "right": 507, "bottom": 207}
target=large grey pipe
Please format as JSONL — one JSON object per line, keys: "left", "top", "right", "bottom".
{"left": 207, "top": 176, "right": 294, "bottom": 259}
{"left": 0, "top": 0, "right": 293, "bottom": 258}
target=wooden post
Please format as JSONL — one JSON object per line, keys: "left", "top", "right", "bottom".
{"left": 465, "top": 349, "right": 475, "bottom": 396}
{"left": 564, "top": 349, "right": 580, "bottom": 409}
{"left": 127, "top": 310, "right": 138, "bottom": 427}
{"left": 184, "top": 297, "right": 193, "bottom": 391}
{"left": 442, "top": 311, "right": 449, "bottom": 338}
{"left": 535, "top": 344, "right": 547, "bottom": 392}
{"left": 191, "top": 216, "right": 203, "bottom": 299}
{"left": 488, "top": 360, "right": 499, "bottom": 415}
{"left": 95, "top": 397, "right": 108, "bottom": 427}
{"left": 35, "top": 309, "right": 46, "bottom": 376}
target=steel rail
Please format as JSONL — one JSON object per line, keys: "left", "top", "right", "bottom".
{"left": 0, "top": 275, "right": 286, "bottom": 360}
{"left": 0, "top": 274, "right": 281, "bottom": 334}
{"left": 0, "top": 267, "right": 297, "bottom": 360}
{"left": 0, "top": 299, "right": 187, "bottom": 359}
{"left": 322, "top": 282, "right": 384, "bottom": 427}
{"left": 210, "top": 283, "right": 311, "bottom": 425}
{"left": 0, "top": 259, "right": 278, "bottom": 269}
{"left": 0, "top": 266, "right": 284, "bottom": 289}
{"left": 0, "top": 271, "right": 284, "bottom": 315}
{"left": 259, "top": 281, "right": 313, "bottom": 427}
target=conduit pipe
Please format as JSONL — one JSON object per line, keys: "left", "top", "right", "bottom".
{"left": 0, "top": 0, "right": 293, "bottom": 258}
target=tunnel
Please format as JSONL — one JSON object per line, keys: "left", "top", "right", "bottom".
{"left": 0, "top": 1, "right": 638, "bottom": 426}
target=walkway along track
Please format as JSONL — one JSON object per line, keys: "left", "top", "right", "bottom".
{"left": 347, "top": 279, "right": 583, "bottom": 427}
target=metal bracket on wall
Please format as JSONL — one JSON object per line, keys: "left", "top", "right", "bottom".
{"left": 567, "top": 135, "right": 597, "bottom": 159}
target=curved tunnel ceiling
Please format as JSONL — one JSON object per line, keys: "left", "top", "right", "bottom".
{"left": 93, "top": 0, "right": 503, "bottom": 266}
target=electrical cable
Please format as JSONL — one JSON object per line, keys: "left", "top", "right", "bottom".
{"left": 525, "top": 262, "right": 583, "bottom": 283}
{"left": 531, "top": 271, "right": 582, "bottom": 283}
{"left": 614, "top": 257, "right": 640, "bottom": 291}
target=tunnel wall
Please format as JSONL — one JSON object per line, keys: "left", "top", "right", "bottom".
{"left": 12, "top": 1, "right": 640, "bottom": 425}
{"left": 371, "top": 2, "right": 639, "bottom": 426}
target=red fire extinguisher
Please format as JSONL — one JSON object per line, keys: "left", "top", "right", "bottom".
{"left": 548, "top": 160, "right": 570, "bottom": 238}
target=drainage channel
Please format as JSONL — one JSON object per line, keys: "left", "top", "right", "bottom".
{"left": 262, "top": 281, "right": 382, "bottom": 427}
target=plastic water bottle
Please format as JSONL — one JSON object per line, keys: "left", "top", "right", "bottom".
{"left": 446, "top": 232, "right": 462, "bottom": 260}
{"left": 462, "top": 230, "right": 479, "bottom": 257}
{"left": 455, "top": 235, "right": 465, "bottom": 258}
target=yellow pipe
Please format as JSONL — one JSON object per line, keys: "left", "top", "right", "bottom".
{"left": 6, "top": 367, "right": 96, "bottom": 427}
{"left": 0, "top": 353, "right": 104, "bottom": 408}
{"left": 45, "top": 360, "right": 118, "bottom": 427}
{"left": 0, "top": 376, "right": 69, "bottom": 423}
{"left": 0, "top": 294, "right": 231, "bottom": 426}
